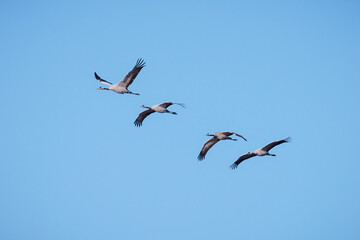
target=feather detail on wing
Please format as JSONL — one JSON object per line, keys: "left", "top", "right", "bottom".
{"left": 197, "top": 137, "right": 220, "bottom": 161}
{"left": 94, "top": 72, "right": 113, "bottom": 86}
{"left": 230, "top": 152, "right": 256, "bottom": 169}
{"left": 261, "top": 137, "right": 291, "bottom": 152}
{"left": 134, "top": 109, "right": 155, "bottom": 127}
{"left": 118, "top": 58, "right": 146, "bottom": 88}
{"left": 158, "top": 102, "right": 186, "bottom": 109}
{"left": 222, "top": 131, "right": 247, "bottom": 141}
{"left": 232, "top": 132, "right": 247, "bottom": 141}
{"left": 158, "top": 102, "right": 174, "bottom": 108}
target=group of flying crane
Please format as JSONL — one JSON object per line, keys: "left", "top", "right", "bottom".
{"left": 95, "top": 58, "right": 291, "bottom": 169}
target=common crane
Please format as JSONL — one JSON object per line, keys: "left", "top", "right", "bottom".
{"left": 198, "top": 132, "right": 247, "bottom": 160}
{"left": 230, "top": 137, "right": 291, "bottom": 169}
{"left": 134, "top": 102, "right": 185, "bottom": 127}
{"left": 95, "top": 58, "right": 145, "bottom": 95}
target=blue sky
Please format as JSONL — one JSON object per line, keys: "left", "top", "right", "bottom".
{"left": 1, "top": 0, "right": 360, "bottom": 239}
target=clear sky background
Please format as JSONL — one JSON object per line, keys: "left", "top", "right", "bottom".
{"left": 1, "top": 0, "right": 360, "bottom": 239}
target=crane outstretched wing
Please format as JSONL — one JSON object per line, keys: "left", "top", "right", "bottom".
{"left": 134, "top": 109, "right": 155, "bottom": 127}
{"left": 197, "top": 137, "right": 220, "bottom": 161}
{"left": 261, "top": 137, "right": 291, "bottom": 152}
{"left": 159, "top": 102, "right": 174, "bottom": 108}
{"left": 230, "top": 152, "right": 256, "bottom": 169}
{"left": 222, "top": 131, "right": 247, "bottom": 141}
{"left": 94, "top": 72, "right": 113, "bottom": 86}
{"left": 158, "top": 102, "right": 185, "bottom": 109}
{"left": 118, "top": 58, "right": 146, "bottom": 88}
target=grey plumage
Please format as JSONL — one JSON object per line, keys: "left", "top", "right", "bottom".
{"left": 134, "top": 102, "right": 185, "bottom": 127}
{"left": 95, "top": 58, "right": 145, "bottom": 95}
{"left": 230, "top": 137, "right": 291, "bottom": 169}
{"left": 198, "top": 131, "right": 247, "bottom": 161}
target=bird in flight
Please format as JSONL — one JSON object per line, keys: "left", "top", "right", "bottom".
{"left": 134, "top": 102, "right": 185, "bottom": 127}
{"left": 230, "top": 137, "right": 291, "bottom": 169}
{"left": 95, "top": 58, "right": 146, "bottom": 95}
{"left": 198, "top": 132, "right": 247, "bottom": 161}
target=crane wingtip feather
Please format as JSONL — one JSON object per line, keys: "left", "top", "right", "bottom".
{"left": 230, "top": 163, "right": 238, "bottom": 170}
{"left": 134, "top": 121, "right": 142, "bottom": 127}
{"left": 197, "top": 154, "right": 205, "bottom": 161}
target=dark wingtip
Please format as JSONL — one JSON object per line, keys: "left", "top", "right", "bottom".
{"left": 239, "top": 135, "right": 247, "bottom": 141}
{"left": 230, "top": 163, "right": 238, "bottom": 170}
{"left": 136, "top": 58, "right": 146, "bottom": 68}
{"left": 284, "top": 137, "right": 292, "bottom": 142}
{"left": 134, "top": 120, "right": 142, "bottom": 127}
{"left": 94, "top": 72, "right": 100, "bottom": 79}
{"left": 197, "top": 154, "right": 205, "bottom": 161}
{"left": 175, "top": 103, "right": 186, "bottom": 108}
